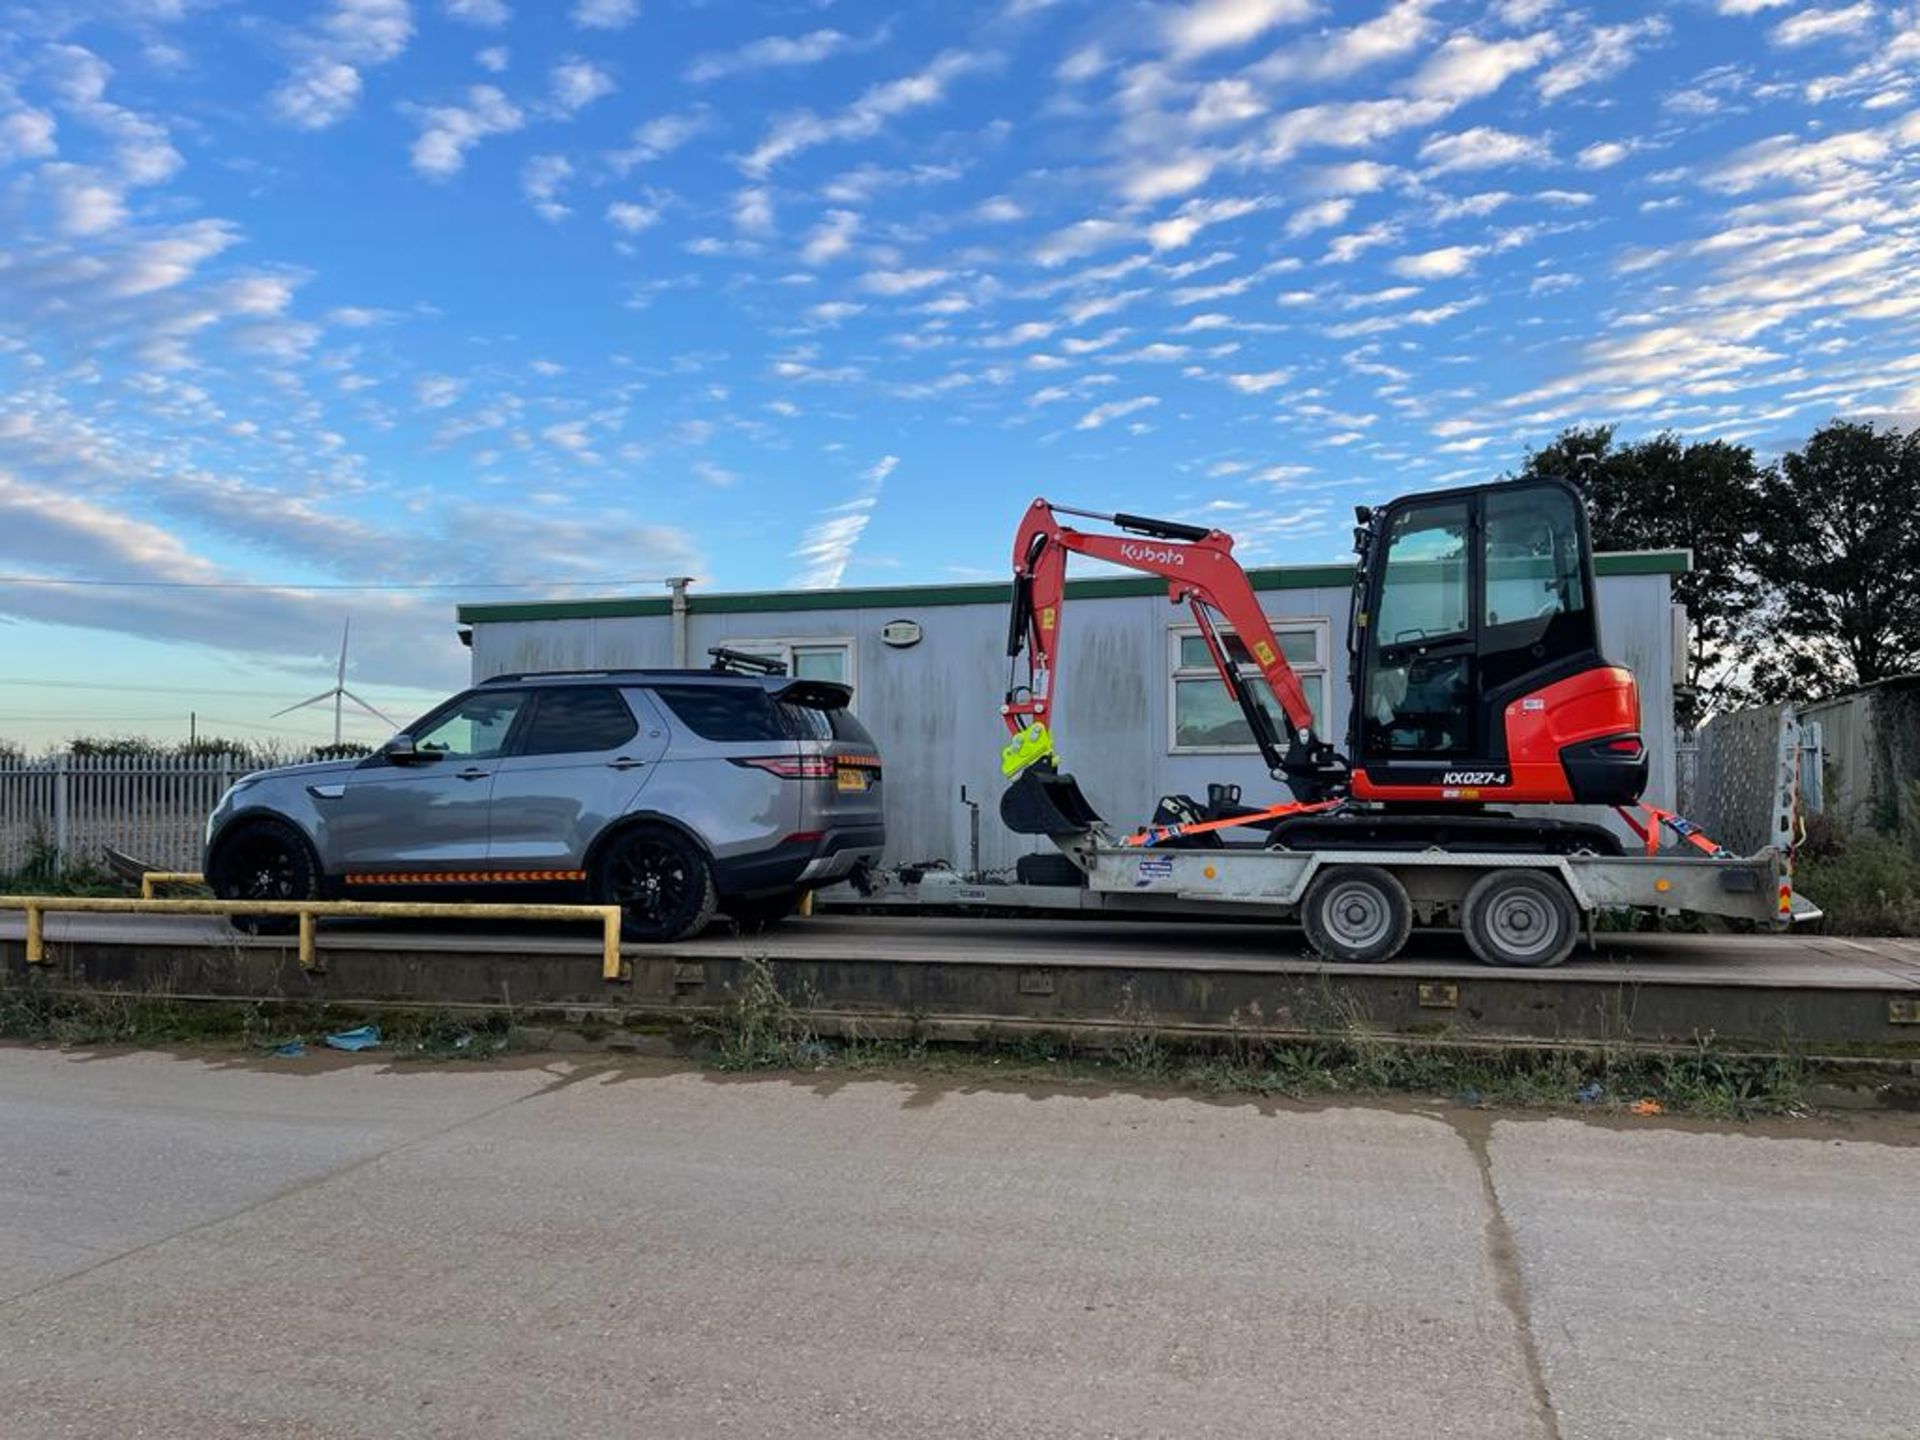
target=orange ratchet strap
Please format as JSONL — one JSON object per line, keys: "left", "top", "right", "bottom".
{"left": 1126, "top": 798, "right": 1343, "bottom": 848}
{"left": 1614, "top": 803, "right": 1731, "bottom": 860}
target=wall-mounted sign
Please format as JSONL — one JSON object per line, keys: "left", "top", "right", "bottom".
{"left": 880, "top": 619, "right": 923, "bottom": 649}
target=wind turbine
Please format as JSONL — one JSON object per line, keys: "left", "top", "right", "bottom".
{"left": 275, "top": 619, "right": 398, "bottom": 745}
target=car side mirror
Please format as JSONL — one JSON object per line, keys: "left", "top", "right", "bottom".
{"left": 382, "top": 735, "right": 437, "bottom": 766}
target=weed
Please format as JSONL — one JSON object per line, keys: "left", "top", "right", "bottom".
{"left": 682, "top": 964, "right": 1817, "bottom": 1115}
{"left": 1111, "top": 983, "right": 1167, "bottom": 1078}
{"left": 1795, "top": 830, "right": 1920, "bottom": 936}
{"left": 1158, "top": 1037, "right": 1807, "bottom": 1117}
{"left": 388, "top": 1011, "right": 513, "bottom": 1061}
{"left": 0, "top": 832, "right": 128, "bottom": 897}
{"left": 1005, "top": 1029, "right": 1069, "bottom": 1065}
{"left": 0, "top": 983, "right": 274, "bottom": 1048}
{"left": 699, "top": 958, "right": 829, "bottom": 1070}
{"left": 0, "top": 982, "right": 514, "bottom": 1060}
{"left": 1653, "top": 1035, "right": 1805, "bottom": 1118}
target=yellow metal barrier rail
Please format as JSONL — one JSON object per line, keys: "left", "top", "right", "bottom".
{"left": 0, "top": 894, "right": 628, "bottom": 982}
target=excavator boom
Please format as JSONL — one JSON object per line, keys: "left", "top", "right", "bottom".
{"left": 1002, "top": 498, "right": 1348, "bottom": 802}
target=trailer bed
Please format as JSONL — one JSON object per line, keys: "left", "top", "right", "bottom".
{"left": 822, "top": 842, "right": 1820, "bottom": 968}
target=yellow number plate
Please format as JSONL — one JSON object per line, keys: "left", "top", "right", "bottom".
{"left": 836, "top": 768, "right": 869, "bottom": 792}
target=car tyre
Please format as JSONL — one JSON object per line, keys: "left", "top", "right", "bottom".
{"left": 727, "top": 890, "right": 801, "bottom": 934}
{"left": 594, "top": 827, "right": 718, "bottom": 943}
{"left": 208, "top": 818, "right": 320, "bottom": 936}
{"left": 1300, "top": 864, "right": 1412, "bottom": 964}
{"left": 1461, "top": 868, "right": 1579, "bottom": 968}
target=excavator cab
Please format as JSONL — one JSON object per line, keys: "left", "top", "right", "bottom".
{"left": 1348, "top": 477, "right": 1646, "bottom": 807}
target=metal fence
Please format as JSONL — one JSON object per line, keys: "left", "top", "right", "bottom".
{"left": 0, "top": 754, "right": 248, "bottom": 874}
{"left": 1799, "top": 675, "right": 1920, "bottom": 836}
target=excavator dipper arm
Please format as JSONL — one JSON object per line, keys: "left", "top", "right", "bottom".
{"left": 1003, "top": 498, "right": 1349, "bottom": 801}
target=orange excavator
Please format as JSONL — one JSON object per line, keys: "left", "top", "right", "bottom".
{"left": 999, "top": 477, "right": 1659, "bottom": 857}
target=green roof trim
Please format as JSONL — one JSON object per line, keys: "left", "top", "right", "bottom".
{"left": 457, "top": 595, "right": 675, "bottom": 623}
{"left": 1590, "top": 549, "right": 1694, "bottom": 577}
{"left": 458, "top": 549, "right": 1691, "bottom": 625}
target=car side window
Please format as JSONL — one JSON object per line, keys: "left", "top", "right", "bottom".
{"left": 519, "top": 687, "right": 639, "bottom": 757}
{"left": 413, "top": 690, "right": 529, "bottom": 760}
{"left": 648, "top": 684, "right": 790, "bottom": 742}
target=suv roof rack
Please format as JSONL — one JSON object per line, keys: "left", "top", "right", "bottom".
{"left": 708, "top": 646, "right": 788, "bottom": 677}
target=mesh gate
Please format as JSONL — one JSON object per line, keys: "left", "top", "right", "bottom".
{"left": 1683, "top": 703, "right": 1811, "bottom": 858}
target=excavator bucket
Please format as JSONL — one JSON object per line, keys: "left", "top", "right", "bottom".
{"left": 1001, "top": 763, "right": 1103, "bottom": 837}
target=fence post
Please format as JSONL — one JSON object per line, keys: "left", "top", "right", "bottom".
{"left": 52, "top": 752, "right": 70, "bottom": 871}
{"left": 1800, "top": 720, "right": 1825, "bottom": 816}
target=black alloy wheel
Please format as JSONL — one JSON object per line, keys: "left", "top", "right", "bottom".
{"left": 209, "top": 819, "right": 317, "bottom": 936}
{"left": 596, "top": 829, "right": 717, "bottom": 943}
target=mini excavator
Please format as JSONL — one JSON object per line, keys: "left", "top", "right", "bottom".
{"left": 999, "top": 477, "right": 1657, "bottom": 857}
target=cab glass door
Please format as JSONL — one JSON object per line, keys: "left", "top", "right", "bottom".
{"left": 1362, "top": 500, "right": 1476, "bottom": 761}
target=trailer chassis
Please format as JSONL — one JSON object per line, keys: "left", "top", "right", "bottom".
{"left": 833, "top": 713, "right": 1821, "bottom": 968}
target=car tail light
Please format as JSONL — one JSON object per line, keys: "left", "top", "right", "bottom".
{"left": 1606, "top": 737, "right": 1644, "bottom": 754}
{"left": 782, "top": 831, "right": 825, "bottom": 847}
{"left": 731, "top": 756, "right": 836, "bottom": 779}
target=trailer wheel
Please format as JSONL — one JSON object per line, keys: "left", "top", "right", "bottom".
{"left": 1301, "top": 865, "right": 1412, "bottom": 963}
{"left": 1462, "top": 869, "right": 1579, "bottom": 969}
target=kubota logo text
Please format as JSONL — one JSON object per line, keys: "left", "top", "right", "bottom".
{"left": 1119, "top": 543, "right": 1184, "bottom": 566}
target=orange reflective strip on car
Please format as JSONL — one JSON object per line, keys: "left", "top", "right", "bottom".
{"left": 343, "top": 869, "right": 588, "bottom": 885}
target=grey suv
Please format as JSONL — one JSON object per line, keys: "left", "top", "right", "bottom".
{"left": 204, "top": 668, "right": 885, "bottom": 941}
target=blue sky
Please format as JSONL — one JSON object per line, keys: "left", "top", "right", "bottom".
{"left": 1, "top": 0, "right": 1917, "bottom": 746}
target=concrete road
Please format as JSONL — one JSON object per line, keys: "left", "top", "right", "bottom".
{"left": 1, "top": 1049, "right": 1915, "bottom": 1439}
{"left": 6, "top": 910, "right": 1920, "bottom": 989}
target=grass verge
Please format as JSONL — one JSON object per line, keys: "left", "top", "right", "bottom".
{"left": 0, "top": 866, "right": 129, "bottom": 899}
{"left": 2, "top": 962, "right": 1893, "bottom": 1117}
{"left": 695, "top": 962, "right": 1821, "bottom": 1120}
{"left": 0, "top": 985, "right": 511, "bottom": 1060}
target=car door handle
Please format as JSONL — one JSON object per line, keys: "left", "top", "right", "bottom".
{"left": 607, "top": 757, "right": 647, "bottom": 771}
{"left": 456, "top": 768, "right": 491, "bottom": 781}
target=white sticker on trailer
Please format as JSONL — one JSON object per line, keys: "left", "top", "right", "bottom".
{"left": 1134, "top": 856, "right": 1174, "bottom": 886}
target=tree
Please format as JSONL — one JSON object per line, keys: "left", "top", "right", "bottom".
{"left": 1515, "top": 425, "right": 1765, "bottom": 726}
{"left": 1748, "top": 420, "right": 1920, "bottom": 701}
